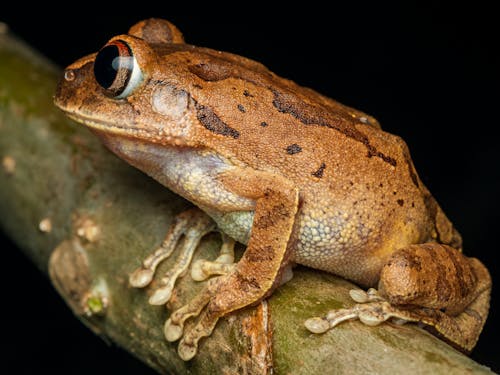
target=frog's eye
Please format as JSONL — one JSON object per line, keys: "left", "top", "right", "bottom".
{"left": 93, "top": 40, "right": 143, "bottom": 99}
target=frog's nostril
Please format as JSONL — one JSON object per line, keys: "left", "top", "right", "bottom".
{"left": 64, "top": 69, "right": 76, "bottom": 82}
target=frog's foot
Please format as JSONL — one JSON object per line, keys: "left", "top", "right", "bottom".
{"left": 164, "top": 268, "right": 256, "bottom": 360}
{"left": 163, "top": 277, "right": 220, "bottom": 360}
{"left": 129, "top": 209, "right": 216, "bottom": 305}
{"left": 304, "top": 289, "right": 416, "bottom": 334}
{"left": 190, "top": 234, "right": 236, "bottom": 281}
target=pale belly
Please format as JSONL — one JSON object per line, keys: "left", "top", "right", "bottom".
{"left": 210, "top": 204, "right": 390, "bottom": 287}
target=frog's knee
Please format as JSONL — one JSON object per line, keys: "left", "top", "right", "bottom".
{"left": 378, "top": 243, "right": 479, "bottom": 314}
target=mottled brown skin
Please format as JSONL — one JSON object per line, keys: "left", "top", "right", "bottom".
{"left": 54, "top": 18, "right": 491, "bottom": 359}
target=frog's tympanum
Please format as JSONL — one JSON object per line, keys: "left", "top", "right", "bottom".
{"left": 54, "top": 19, "right": 491, "bottom": 360}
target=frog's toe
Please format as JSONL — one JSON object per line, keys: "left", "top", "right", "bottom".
{"left": 304, "top": 317, "right": 330, "bottom": 333}
{"left": 305, "top": 306, "right": 360, "bottom": 333}
{"left": 129, "top": 267, "right": 155, "bottom": 288}
{"left": 164, "top": 317, "right": 183, "bottom": 342}
{"left": 190, "top": 234, "right": 236, "bottom": 281}
{"left": 349, "top": 287, "right": 384, "bottom": 303}
{"left": 160, "top": 276, "right": 224, "bottom": 360}
{"left": 191, "top": 259, "right": 236, "bottom": 281}
{"left": 357, "top": 306, "right": 389, "bottom": 326}
{"left": 178, "top": 340, "right": 198, "bottom": 361}
{"left": 149, "top": 283, "right": 175, "bottom": 305}
{"left": 163, "top": 277, "right": 216, "bottom": 338}
{"left": 177, "top": 309, "right": 220, "bottom": 361}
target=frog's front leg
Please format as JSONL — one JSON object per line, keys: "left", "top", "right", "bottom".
{"left": 165, "top": 168, "right": 299, "bottom": 360}
{"left": 305, "top": 243, "right": 491, "bottom": 352}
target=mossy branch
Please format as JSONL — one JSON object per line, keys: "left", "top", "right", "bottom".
{"left": 0, "top": 26, "right": 493, "bottom": 374}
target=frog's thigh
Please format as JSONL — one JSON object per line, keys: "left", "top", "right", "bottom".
{"left": 378, "top": 243, "right": 491, "bottom": 351}
{"left": 172, "top": 168, "right": 299, "bottom": 360}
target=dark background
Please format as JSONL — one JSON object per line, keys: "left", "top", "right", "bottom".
{"left": 1, "top": 2, "right": 499, "bottom": 373}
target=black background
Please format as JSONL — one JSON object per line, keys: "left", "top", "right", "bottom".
{"left": 1, "top": 2, "right": 499, "bottom": 373}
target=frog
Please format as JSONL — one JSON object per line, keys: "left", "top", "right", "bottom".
{"left": 54, "top": 18, "right": 491, "bottom": 361}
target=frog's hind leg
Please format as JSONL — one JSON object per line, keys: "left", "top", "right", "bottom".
{"left": 305, "top": 243, "right": 491, "bottom": 352}
{"left": 129, "top": 208, "right": 216, "bottom": 304}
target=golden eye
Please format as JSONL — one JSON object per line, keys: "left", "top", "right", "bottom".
{"left": 93, "top": 39, "right": 143, "bottom": 98}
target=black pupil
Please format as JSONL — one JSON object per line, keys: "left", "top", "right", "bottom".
{"left": 94, "top": 45, "right": 120, "bottom": 89}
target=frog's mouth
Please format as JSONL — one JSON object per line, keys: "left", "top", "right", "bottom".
{"left": 58, "top": 109, "right": 186, "bottom": 147}
{"left": 58, "top": 106, "right": 158, "bottom": 143}
{"left": 64, "top": 112, "right": 138, "bottom": 135}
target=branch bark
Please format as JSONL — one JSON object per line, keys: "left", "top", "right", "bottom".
{"left": 0, "top": 26, "right": 493, "bottom": 374}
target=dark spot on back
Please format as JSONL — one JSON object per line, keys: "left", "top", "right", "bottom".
{"left": 397, "top": 199, "right": 404, "bottom": 206}
{"left": 237, "top": 104, "right": 246, "bottom": 112}
{"left": 286, "top": 144, "right": 302, "bottom": 155}
{"left": 195, "top": 102, "right": 240, "bottom": 139}
{"left": 367, "top": 147, "right": 398, "bottom": 166}
{"left": 312, "top": 162, "right": 326, "bottom": 178}
{"left": 260, "top": 121, "right": 268, "bottom": 127}
{"left": 271, "top": 89, "right": 397, "bottom": 167}
{"left": 243, "top": 89, "right": 254, "bottom": 97}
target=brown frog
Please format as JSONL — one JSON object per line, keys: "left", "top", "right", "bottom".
{"left": 54, "top": 18, "right": 491, "bottom": 361}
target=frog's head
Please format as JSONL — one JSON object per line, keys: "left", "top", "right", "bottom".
{"left": 54, "top": 18, "right": 208, "bottom": 148}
